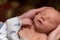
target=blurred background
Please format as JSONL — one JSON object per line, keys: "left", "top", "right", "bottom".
{"left": 0, "top": 0, "right": 60, "bottom": 22}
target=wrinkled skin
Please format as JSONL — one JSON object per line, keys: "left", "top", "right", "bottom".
{"left": 18, "top": 18, "right": 47, "bottom": 40}
{"left": 48, "top": 25, "right": 60, "bottom": 40}
{"left": 33, "top": 7, "right": 60, "bottom": 34}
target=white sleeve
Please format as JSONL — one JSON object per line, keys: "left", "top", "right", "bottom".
{"left": 0, "top": 22, "right": 8, "bottom": 40}
{"left": 6, "top": 17, "right": 22, "bottom": 40}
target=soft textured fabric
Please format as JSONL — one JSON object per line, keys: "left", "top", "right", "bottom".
{"left": 0, "top": 17, "right": 22, "bottom": 40}
{"left": 0, "top": 22, "right": 8, "bottom": 40}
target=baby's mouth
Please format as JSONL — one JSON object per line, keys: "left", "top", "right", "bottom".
{"left": 37, "top": 20, "right": 42, "bottom": 25}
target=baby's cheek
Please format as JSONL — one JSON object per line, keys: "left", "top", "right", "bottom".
{"left": 42, "top": 21, "right": 54, "bottom": 32}
{"left": 45, "top": 20, "right": 58, "bottom": 31}
{"left": 48, "top": 17, "right": 58, "bottom": 28}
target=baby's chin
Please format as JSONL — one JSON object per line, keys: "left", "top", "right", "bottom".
{"left": 33, "top": 18, "right": 48, "bottom": 34}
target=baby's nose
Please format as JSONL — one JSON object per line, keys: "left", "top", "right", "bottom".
{"left": 41, "top": 16, "right": 47, "bottom": 21}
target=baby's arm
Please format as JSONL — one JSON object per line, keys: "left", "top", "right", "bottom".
{"left": 18, "top": 18, "right": 33, "bottom": 40}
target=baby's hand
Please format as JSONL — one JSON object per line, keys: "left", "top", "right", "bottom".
{"left": 18, "top": 18, "right": 33, "bottom": 40}
{"left": 18, "top": 28, "right": 32, "bottom": 40}
{"left": 21, "top": 18, "right": 33, "bottom": 27}
{"left": 19, "top": 7, "right": 48, "bottom": 19}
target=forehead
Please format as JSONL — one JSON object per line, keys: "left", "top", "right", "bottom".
{"left": 35, "top": 8, "right": 60, "bottom": 22}
{"left": 45, "top": 8, "right": 60, "bottom": 23}
{"left": 45, "top": 8, "right": 59, "bottom": 18}
{"left": 38, "top": 8, "right": 60, "bottom": 17}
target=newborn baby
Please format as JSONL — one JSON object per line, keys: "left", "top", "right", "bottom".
{"left": 19, "top": 7, "right": 60, "bottom": 40}
{"left": 34, "top": 7, "right": 60, "bottom": 34}
{"left": 0, "top": 6, "right": 60, "bottom": 40}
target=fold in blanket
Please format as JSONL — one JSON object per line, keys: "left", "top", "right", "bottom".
{"left": 0, "top": 17, "right": 22, "bottom": 40}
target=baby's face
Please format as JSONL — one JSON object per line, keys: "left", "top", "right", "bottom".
{"left": 33, "top": 7, "right": 60, "bottom": 33}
